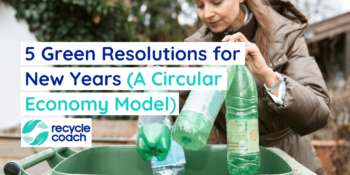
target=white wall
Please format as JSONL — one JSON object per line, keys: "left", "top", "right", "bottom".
{"left": 0, "top": 2, "right": 63, "bottom": 129}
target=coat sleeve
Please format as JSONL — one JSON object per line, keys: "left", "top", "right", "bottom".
{"left": 263, "top": 31, "right": 332, "bottom": 136}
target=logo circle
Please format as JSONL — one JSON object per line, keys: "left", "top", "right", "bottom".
{"left": 22, "top": 120, "right": 49, "bottom": 146}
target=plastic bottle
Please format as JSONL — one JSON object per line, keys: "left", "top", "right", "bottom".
{"left": 225, "top": 64, "right": 260, "bottom": 175}
{"left": 171, "top": 65, "right": 236, "bottom": 150}
{"left": 151, "top": 125, "right": 186, "bottom": 175}
{"left": 138, "top": 65, "right": 186, "bottom": 175}
{"left": 136, "top": 65, "right": 172, "bottom": 161}
{"left": 138, "top": 115, "right": 186, "bottom": 175}
{"left": 137, "top": 117, "right": 171, "bottom": 161}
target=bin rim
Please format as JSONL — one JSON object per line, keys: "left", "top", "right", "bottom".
{"left": 50, "top": 144, "right": 228, "bottom": 173}
{"left": 50, "top": 145, "right": 294, "bottom": 175}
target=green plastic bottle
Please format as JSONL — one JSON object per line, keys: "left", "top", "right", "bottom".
{"left": 136, "top": 122, "right": 171, "bottom": 161}
{"left": 225, "top": 64, "right": 260, "bottom": 175}
{"left": 171, "top": 65, "right": 236, "bottom": 151}
{"left": 136, "top": 65, "right": 171, "bottom": 161}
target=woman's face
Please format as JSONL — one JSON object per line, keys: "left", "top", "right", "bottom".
{"left": 194, "top": 0, "right": 244, "bottom": 33}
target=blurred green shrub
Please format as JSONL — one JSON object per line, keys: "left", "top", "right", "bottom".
{"left": 4, "top": 0, "right": 144, "bottom": 42}
{"left": 131, "top": 0, "right": 199, "bottom": 41}
{"left": 3, "top": 0, "right": 146, "bottom": 120}
{"left": 3, "top": 0, "right": 201, "bottom": 119}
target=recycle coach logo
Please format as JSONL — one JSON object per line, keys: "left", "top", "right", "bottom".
{"left": 22, "top": 119, "right": 49, "bottom": 146}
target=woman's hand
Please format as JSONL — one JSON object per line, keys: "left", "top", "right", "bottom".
{"left": 222, "top": 32, "right": 279, "bottom": 96}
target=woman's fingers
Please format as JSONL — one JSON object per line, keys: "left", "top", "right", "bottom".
{"left": 220, "top": 33, "right": 261, "bottom": 66}
{"left": 221, "top": 35, "right": 234, "bottom": 42}
{"left": 221, "top": 32, "right": 249, "bottom": 42}
{"left": 245, "top": 43, "right": 260, "bottom": 59}
{"left": 221, "top": 33, "right": 270, "bottom": 82}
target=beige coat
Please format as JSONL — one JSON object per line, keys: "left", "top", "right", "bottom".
{"left": 172, "top": 1, "right": 330, "bottom": 174}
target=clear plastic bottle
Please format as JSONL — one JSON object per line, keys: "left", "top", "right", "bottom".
{"left": 136, "top": 65, "right": 172, "bottom": 161}
{"left": 151, "top": 137, "right": 186, "bottom": 175}
{"left": 138, "top": 115, "right": 186, "bottom": 175}
{"left": 171, "top": 65, "right": 236, "bottom": 150}
{"left": 225, "top": 64, "right": 260, "bottom": 175}
{"left": 139, "top": 65, "right": 186, "bottom": 175}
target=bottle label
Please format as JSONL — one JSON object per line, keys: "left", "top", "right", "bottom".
{"left": 151, "top": 138, "right": 186, "bottom": 167}
{"left": 181, "top": 90, "right": 224, "bottom": 124}
{"left": 227, "top": 119, "right": 259, "bottom": 154}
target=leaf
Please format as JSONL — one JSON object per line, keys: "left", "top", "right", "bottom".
{"left": 29, "top": 132, "right": 49, "bottom": 146}
{"left": 22, "top": 136, "right": 33, "bottom": 144}
{"left": 22, "top": 120, "right": 42, "bottom": 134}
{"left": 37, "top": 122, "right": 48, "bottom": 129}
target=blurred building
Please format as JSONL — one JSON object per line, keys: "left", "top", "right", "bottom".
{"left": 305, "top": 11, "right": 350, "bottom": 85}
{"left": 304, "top": 12, "right": 350, "bottom": 174}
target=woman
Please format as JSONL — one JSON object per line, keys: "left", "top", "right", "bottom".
{"left": 176, "top": 0, "right": 330, "bottom": 174}
{"left": 140, "top": 0, "right": 330, "bottom": 174}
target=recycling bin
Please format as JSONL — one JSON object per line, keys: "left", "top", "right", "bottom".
{"left": 2, "top": 145, "right": 293, "bottom": 175}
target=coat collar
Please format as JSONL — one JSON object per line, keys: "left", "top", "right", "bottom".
{"left": 205, "top": 5, "right": 258, "bottom": 42}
